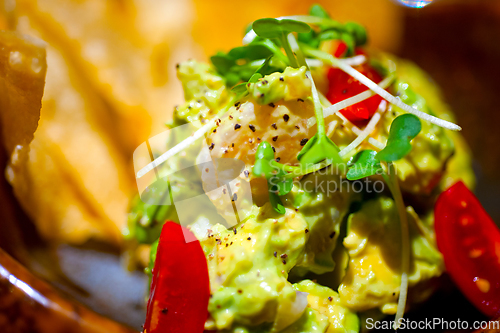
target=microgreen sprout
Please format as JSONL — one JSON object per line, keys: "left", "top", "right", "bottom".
{"left": 252, "top": 18, "right": 311, "bottom": 68}
{"left": 253, "top": 141, "right": 293, "bottom": 213}
{"left": 346, "top": 114, "right": 422, "bottom": 329}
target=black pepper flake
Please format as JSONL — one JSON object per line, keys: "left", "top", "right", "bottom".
{"left": 282, "top": 259, "right": 287, "bottom": 265}
{"left": 161, "top": 308, "right": 168, "bottom": 314}
{"left": 280, "top": 253, "right": 288, "bottom": 259}
{"left": 268, "top": 102, "right": 276, "bottom": 108}
{"left": 297, "top": 98, "right": 304, "bottom": 102}
{"left": 393, "top": 292, "right": 396, "bottom": 296}
{"left": 271, "top": 123, "right": 277, "bottom": 130}
{"left": 232, "top": 143, "right": 235, "bottom": 147}
{"left": 247, "top": 237, "right": 251, "bottom": 241}
{"left": 244, "top": 170, "right": 249, "bottom": 178}
{"left": 300, "top": 138, "right": 308, "bottom": 146}
{"left": 176, "top": 63, "right": 180, "bottom": 69}
{"left": 234, "top": 124, "right": 241, "bottom": 130}
{"left": 229, "top": 115, "right": 233, "bottom": 120}
{"left": 305, "top": 229, "right": 309, "bottom": 233}
{"left": 260, "top": 93, "right": 265, "bottom": 98}
{"left": 213, "top": 129, "right": 217, "bottom": 133}
{"left": 234, "top": 102, "right": 241, "bottom": 107}
{"left": 295, "top": 125, "right": 300, "bottom": 130}
{"left": 283, "top": 114, "right": 290, "bottom": 122}
{"left": 232, "top": 193, "right": 237, "bottom": 202}
{"left": 237, "top": 289, "right": 243, "bottom": 294}
{"left": 249, "top": 124, "right": 256, "bottom": 132}
{"left": 257, "top": 137, "right": 261, "bottom": 141}
{"left": 342, "top": 89, "right": 347, "bottom": 94}
{"left": 275, "top": 157, "right": 280, "bottom": 162}
{"left": 209, "top": 143, "right": 215, "bottom": 150}
{"left": 328, "top": 296, "right": 333, "bottom": 302}
{"left": 272, "top": 136, "right": 278, "bottom": 142}
{"left": 233, "top": 228, "right": 237, "bottom": 235}
{"left": 226, "top": 243, "right": 228, "bottom": 247}
{"left": 272, "top": 147, "right": 276, "bottom": 153}
{"left": 279, "top": 76, "right": 284, "bottom": 82}
{"left": 273, "top": 251, "right": 278, "bottom": 257}
{"left": 329, "top": 231, "right": 336, "bottom": 239}
{"left": 224, "top": 149, "right": 228, "bottom": 154}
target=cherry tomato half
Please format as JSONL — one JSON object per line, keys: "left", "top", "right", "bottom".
{"left": 144, "top": 221, "right": 210, "bottom": 333}
{"left": 435, "top": 181, "right": 500, "bottom": 318}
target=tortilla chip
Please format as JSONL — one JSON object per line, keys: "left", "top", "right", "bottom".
{"left": 0, "top": 0, "right": 198, "bottom": 246}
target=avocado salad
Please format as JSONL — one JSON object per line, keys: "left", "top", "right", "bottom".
{"left": 127, "top": 5, "right": 475, "bottom": 333}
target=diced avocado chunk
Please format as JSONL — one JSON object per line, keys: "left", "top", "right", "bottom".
{"left": 339, "top": 197, "right": 443, "bottom": 314}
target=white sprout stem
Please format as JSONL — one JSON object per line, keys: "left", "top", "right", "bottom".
{"left": 317, "top": 91, "right": 385, "bottom": 149}
{"left": 353, "top": 128, "right": 385, "bottom": 150}
{"left": 308, "top": 75, "right": 393, "bottom": 127}
{"left": 307, "top": 50, "right": 461, "bottom": 131}
{"left": 136, "top": 119, "right": 216, "bottom": 179}
{"left": 339, "top": 54, "right": 366, "bottom": 66}
{"left": 395, "top": 273, "right": 409, "bottom": 329}
{"left": 306, "top": 55, "right": 366, "bottom": 68}
{"left": 338, "top": 100, "right": 386, "bottom": 157}
{"left": 385, "top": 162, "right": 410, "bottom": 330}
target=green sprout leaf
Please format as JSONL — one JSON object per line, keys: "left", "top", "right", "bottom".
{"left": 376, "top": 114, "right": 422, "bottom": 162}
{"left": 256, "top": 140, "right": 275, "bottom": 160}
{"left": 249, "top": 73, "right": 263, "bottom": 83}
{"left": 344, "top": 22, "right": 368, "bottom": 46}
{"left": 210, "top": 52, "right": 235, "bottom": 74}
{"left": 309, "top": 4, "right": 331, "bottom": 19}
{"left": 253, "top": 141, "right": 278, "bottom": 179}
{"left": 228, "top": 43, "right": 273, "bottom": 61}
{"left": 230, "top": 56, "right": 273, "bottom": 101}
{"left": 253, "top": 18, "right": 311, "bottom": 39}
{"left": 253, "top": 141, "right": 293, "bottom": 214}
{"left": 340, "top": 32, "right": 355, "bottom": 56}
{"left": 297, "top": 133, "right": 343, "bottom": 166}
{"left": 231, "top": 82, "right": 249, "bottom": 101}
{"left": 269, "top": 191, "right": 286, "bottom": 214}
{"left": 253, "top": 18, "right": 310, "bottom": 68}
{"left": 253, "top": 159, "right": 275, "bottom": 179}
{"left": 346, "top": 150, "right": 383, "bottom": 180}
{"left": 273, "top": 169, "right": 293, "bottom": 195}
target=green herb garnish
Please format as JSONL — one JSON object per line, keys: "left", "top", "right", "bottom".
{"left": 253, "top": 141, "right": 293, "bottom": 213}
{"left": 346, "top": 150, "right": 383, "bottom": 180}
{"left": 253, "top": 18, "right": 311, "bottom": 68}
{"left": 376, "top": 114, "right": 422, "bottom": 162}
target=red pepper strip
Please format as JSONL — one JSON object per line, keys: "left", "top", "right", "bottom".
{"left": 144, "top": 221, "right": 210, "bottom": 333}
{"left": 435, "top": 181, "right": 500, "bottom": 318}
{"left": 326, "top": 60, "right": 383, "bottom": 125}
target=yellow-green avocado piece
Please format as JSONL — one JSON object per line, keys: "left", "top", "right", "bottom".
{"left": 338, "top": 197, "right": 443, "bottom": 314}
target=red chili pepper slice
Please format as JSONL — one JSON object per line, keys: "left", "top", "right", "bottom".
{"left": 144, "top": 221, "right": 210, "bottom": 333}
{"left": 435, "top": 181, "right": 500, "bottom": 318}
{"left": 326, "top": 52, "right": 383, "bottom": 125}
